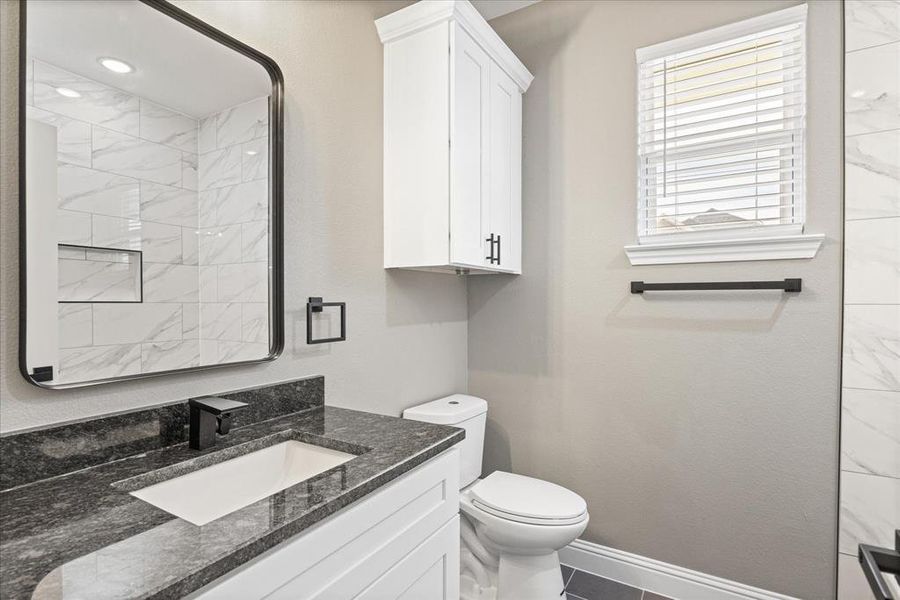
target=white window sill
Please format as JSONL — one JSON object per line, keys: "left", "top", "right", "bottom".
{"left": 624, "top": 233, "right": 825, "bottom": 266}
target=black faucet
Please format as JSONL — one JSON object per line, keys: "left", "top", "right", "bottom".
{"left": 189, "top": 396, "right": 249, "bottom": 450}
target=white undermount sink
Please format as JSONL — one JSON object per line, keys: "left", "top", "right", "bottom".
{"left": 131, "top": 441, "right": 356, "bottom": 526}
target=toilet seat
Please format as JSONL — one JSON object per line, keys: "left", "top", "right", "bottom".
{"left": 471, "top": 499, "right": 588, "bottom": 526}
{"left": 468, "top": 471, "right": 588, "bottom": 526}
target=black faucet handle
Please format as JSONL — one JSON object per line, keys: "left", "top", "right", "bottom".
{"left": 189, "top": 396, "right": 249, "bottom": 416}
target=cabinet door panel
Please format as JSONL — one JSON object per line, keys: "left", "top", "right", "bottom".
{"left": 383, "top": 23, "right": 451, "bottom": 268}
{"left": 488, "top": 62, "right": 520, "bottom": 272}
{"left": 449, "top": 24, "right": 491, "bottom": 268}
{"left": 300, "top": 481, "right": 450, "bottom": 600}
{"left": 508, "top": 74, "right": 522, "bottom": 274}
{"left": 358, "top": 516, "right": 460, "bottom": 600}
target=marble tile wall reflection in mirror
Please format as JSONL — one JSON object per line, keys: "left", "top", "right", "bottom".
{"left": 21, "top": 0, "right": 283, "bottom": 388}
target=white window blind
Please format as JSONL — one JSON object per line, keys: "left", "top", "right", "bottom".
{"left": 636, "top": 7, "right": 807, "bottom": 242}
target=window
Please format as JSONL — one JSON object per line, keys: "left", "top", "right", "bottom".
{"left": 626, "top": 5, "right": 823, "bottom": 265}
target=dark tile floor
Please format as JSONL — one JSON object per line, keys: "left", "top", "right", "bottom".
{"left": 561, "top": 564, "right": 675, "bottom": 600}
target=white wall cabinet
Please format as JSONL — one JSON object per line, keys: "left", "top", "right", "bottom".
{"left": 187, "top": 449, "right": 460, "bottom": 600}
{"left": 377, "top": 0, "right": 532, "bottom": 275}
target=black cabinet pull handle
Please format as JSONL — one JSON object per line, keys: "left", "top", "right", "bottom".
{"left": 495, "top": 235, "right": 501, "bottom": 265}
{"left": 486, "top": 233, "right": 495, "bottom": 263}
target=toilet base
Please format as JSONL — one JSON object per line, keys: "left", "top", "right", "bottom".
{"left": 461, "top": 550, "right": 565, "bottom": 600}
{"left": 497, "top": 551, "right": 565, "bottom": 600}
{"left": 460, "top": 572, "right": 497, "bottom": 600}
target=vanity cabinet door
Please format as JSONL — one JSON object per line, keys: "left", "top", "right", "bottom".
{"left": 357, "top": 516, "right": 460, "bottom": 600}
{"left": 449, "top": 24, "right": 491, "bottom": 270}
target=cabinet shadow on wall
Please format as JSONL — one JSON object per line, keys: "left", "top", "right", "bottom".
{"left": 384, "top": 269, "right": 468, "bottom": 327}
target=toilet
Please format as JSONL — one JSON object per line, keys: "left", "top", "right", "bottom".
{"left": 403, "top": 394, "right": 589, "bottom": 600}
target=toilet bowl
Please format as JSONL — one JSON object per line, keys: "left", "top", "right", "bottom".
{"left": 403, "top": 395, "right": 589, "bottom": 600}
{"left": 460, "top": 472, "right": 589, "bottom": 599}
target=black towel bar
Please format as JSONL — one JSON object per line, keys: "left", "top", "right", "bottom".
{"left": 631, "top": 278, "right": 801, "bottom": 294}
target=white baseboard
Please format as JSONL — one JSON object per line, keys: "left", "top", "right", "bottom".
{"left": 559, "top": 539, "right": 800, "bottom": 600}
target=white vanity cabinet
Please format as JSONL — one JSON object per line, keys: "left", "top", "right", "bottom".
{"left": 188, "top": 449, "right": 460, "bottom": 600}
{"left": 377, "top": 0, "right": 533, "bottom": 275}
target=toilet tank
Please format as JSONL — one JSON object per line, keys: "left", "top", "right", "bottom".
{"left": 403, "top": 394, "right": 487, "bottom": 489}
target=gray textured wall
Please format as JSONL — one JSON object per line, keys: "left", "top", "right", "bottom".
{"left": 469, "top": 1, "right": 842, "bottom": 598}
{"left": 0, "top": 0, "right": 467, "bottom": 433}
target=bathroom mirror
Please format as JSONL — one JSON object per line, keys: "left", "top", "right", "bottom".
{"left": 19, "top": 0, "right": 284, "bottom": 388}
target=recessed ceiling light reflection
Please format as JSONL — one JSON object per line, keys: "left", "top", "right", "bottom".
{"left": 98, "top": 57, "right": 134, "bottom": 74}
{"left": 55, "top": 87, "right": 81, "bottom": 98}
{"left": 245, "top": 150, "right": 259, "bottom": 156}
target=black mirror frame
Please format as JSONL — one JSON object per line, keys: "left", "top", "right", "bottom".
{"left": 18, "top": 0, "right": 285, "bottom": 389}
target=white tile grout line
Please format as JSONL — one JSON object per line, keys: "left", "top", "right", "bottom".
{"left": 845, "top": 125, "right": 900, "bottom": 139}
{"left": 844, "top": 215, "right": 900, "bottom": 223}
{"left": 843, "top": 385, "right": 900, "bottom": 392}
{"left": 845, "top": 39, "right": 900, "bottom": 55}
{"left": 840, "top": 470, "right": 900, "bottom": 482}
{"left": 563, "top": 565, "right": 576, "bottom": 590}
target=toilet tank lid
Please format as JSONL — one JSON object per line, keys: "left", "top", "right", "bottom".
{"left": 402, "top": 394, "right": 487, "bottom": 425}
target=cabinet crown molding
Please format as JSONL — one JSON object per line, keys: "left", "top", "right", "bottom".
{"left": 375, "top": 0, "right": 534, "bottom": 92}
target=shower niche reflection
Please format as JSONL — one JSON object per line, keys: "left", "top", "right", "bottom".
{"left": 21, "top": 0, "right": 283, "bottom": 388}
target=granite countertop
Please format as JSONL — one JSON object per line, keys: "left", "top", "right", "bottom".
{"left": 0, "top": 404, "right": 464, "bottom": 599}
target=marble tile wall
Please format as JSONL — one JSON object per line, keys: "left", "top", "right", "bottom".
{"left": 26, "top": 58, "right": 202, "bottom": 383}
{"left": 839, "top": 2, "right": 900, "bottom": 597}
{"left": 58, "top": 247, "right": 141, "bottom": 303}
{"left": 196, "top": 96, "right": 270, "bottom": 365}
